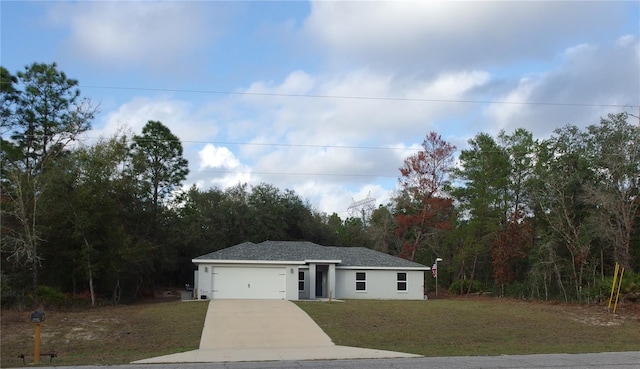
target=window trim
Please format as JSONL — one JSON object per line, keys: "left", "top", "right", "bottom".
{"left": 397, "top": 272, "right": 407, "bottom": 292}
{"left": 355, "top": 272, "right": 367, "bottom": 292}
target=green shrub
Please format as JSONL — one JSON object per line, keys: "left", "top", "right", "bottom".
{"left": 36, "top": 285, "right": 67, "bottom": 307}
{"left": 583, "top": 270, "right": 640, "bottom": 304}
{"left": 449, "top": 279, "right": 484, "bottom": 295}
{"left": 621, "top": 271, "right": 639, "bottom": 293}
{"left": 500, "top": 281, "right": 530, "bottom": 299}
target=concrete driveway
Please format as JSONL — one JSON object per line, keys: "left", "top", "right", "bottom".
{"left": 133, "top": 300, "right": 420, "bottom": 363}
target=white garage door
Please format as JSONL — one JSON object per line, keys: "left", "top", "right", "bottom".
{"left": 211, "top": 266, "right": 286, "bottom": 299}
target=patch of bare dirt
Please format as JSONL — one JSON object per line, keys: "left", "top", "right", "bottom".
{"left": 563, "top": 308, "right": 625, "bottom": 326}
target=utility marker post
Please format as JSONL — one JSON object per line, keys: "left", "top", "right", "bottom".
{"left": 34, "top": 322, "right": 41, "bottom": 364}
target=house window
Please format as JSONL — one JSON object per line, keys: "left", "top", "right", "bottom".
{"left": 356, "top": 272, "right": 366, "bottom": 291}
{"left": 298, "top": 271, "right": 305, "bottom": 291}
{"left": 397, "top": 272, "right": 407, "bottom": 291}
{"left": 204, "top": 266, "right": 208, "bottom": 273}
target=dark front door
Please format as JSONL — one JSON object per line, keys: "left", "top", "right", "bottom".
{"left": 316, "top": 270, "right": 323, "bottom": 297}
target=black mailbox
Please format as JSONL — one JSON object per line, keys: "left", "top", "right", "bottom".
{"left": 31, "top": 310, "right": 45, "bottom": 323}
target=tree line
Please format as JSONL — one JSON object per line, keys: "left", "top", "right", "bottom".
{"left": 388, "top": 120, "right": 639, "bottom": 301}
{"left": 1, "top": 63, "right": 638, "bottom": 307}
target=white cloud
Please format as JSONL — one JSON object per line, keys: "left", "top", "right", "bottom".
{"left": 484, "top": 37, "right": 639, "bottom": 138}
{"left": 197, "top": 67, "right": 485, "bottom": 214}
{"left": 199, "top": 144, "right": 241, "bottom": 170}
{"left": 407, "top": 71, "right": 491, "bottom": 100}
{"left": 484, "top": 76, "right": 538, "bottom": 132}
{"left": 303, "top": 1, "right": 628, "bottom": 75}
{"left": 247, "top": 70, "right": 316, "bottom": 97}
{"left": 221, "top": 29, "right": 638, "bottom": 215}
{"left": 65, "top": 1, "right": 637, "bottom": 217}
{"left": 195, "top": 144, "right": 253, "bottom": 190}
{"left": 238, "top": 68, "right": 490, "bottom": 148}
{"left": 92, "top": 96, "right": 218, "bottom": 144}
{"left": 87, "top": 33, "right": 637, "bottom": 215}
{"left": 217, "top": 68, "right": 488, "bottom": 208}
{"left": 47, "top": 2, "right": 220, "bottom": 69}
{"left": 616, "top": 34, "right": 636, "bottom": 48}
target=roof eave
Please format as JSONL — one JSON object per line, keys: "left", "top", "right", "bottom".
{"left": 336, "top": 266, "right": 431, "bottom": 271}
{"left": 304, "top": 259, "right": 342, "bottom": 264}
{"left": 192, "top": 259, "right": 306, "bottom": 265}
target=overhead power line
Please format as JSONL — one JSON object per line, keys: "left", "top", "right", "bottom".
{"left": 85, "top": 136, "right": 421, "bottom": 152}
{"left": 79, "top": 135, "right": 640, "bottom": 157}
{"left": 196, "top": 169, "right": 399, "bottom": 178}
{"left": 0, "top": 79, "right": 636, "bottom": 108}
{"left": 78, "top": 84, "right": 638, "bottom": 109}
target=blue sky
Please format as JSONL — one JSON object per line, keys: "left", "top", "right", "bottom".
{"left": 2, "top": 1, "right": 639, "bottom": 217}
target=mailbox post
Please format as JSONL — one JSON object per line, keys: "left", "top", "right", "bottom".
{"left": 31, "top": 311, "right": 45, "bottom": 365}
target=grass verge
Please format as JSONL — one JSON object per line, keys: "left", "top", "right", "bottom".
{"left": 1, "top": 299, "right": 209, "bottom": 368}
{"left": 295, "top": 298, "right": 640, "bottom": 357}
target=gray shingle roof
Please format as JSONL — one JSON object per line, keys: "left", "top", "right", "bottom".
{"left": 194, "top": 241, "right": 428, "bottom": 269}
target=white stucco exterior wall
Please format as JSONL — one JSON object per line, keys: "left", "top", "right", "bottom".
{"left": 195, "top": 264, "right": 211, "bottom": 299}
{"left": 328, "top": 263, "right": 336, "bottom": 299}
{"left": 283, "top": 265, "right": 299, "bottom": 300}
{"left": 335, "top": 269, "right": 425, "bottom": 300}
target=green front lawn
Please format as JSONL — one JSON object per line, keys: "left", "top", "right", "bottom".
{"left": 296, "top": 298, "right": 640, "bottom": 356}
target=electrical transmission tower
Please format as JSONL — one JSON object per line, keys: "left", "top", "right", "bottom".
{"left": 347, "top": 191, "right": 376, "bottom": 224}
